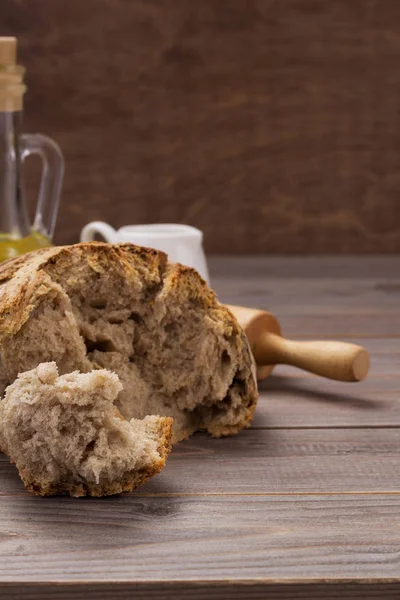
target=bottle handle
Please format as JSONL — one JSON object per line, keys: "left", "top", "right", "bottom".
{"left": 20, "top": 134, "right": 64, "bottom": 239}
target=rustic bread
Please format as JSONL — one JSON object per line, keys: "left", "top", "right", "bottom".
{"left": 0, "top": 242, "right": 257, "bottom": 442}
{"left": 0, "top": 362, "right": 172, "bottom": 497}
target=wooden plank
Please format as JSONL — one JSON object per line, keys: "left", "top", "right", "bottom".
{"left": 212, "top": 275, "right": 400, "bottom": 316}
{"left": 138, "top": 428, "right": 400, "bottom": 494}
{"left": 210, "top": 258, "right": 400, "bottom": 325}
{"left": 1, "top": 581, "right": 399, "bottom": 600}
{"left": 253, "top": 367, "right": 400, "bottom": 428}
{"left": 1, "top": 428, "right": 400, "bottom": 496}
{"left": 0, "top": 495, "right": 399, "bottom": 585}
{"left": 210, "top": 257, "right": 400, "bottom": 280}
{"left": 260, "top": 314, "right": 400, "bottom": 338}
{"left": 146, "top": 428, "right": 400, "bottom": 494}
{"left": 210, "top": 258, "right": 400, "bottom": 336}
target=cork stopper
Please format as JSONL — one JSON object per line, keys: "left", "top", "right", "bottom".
{"left": 0, "top": 37, "right": 17, "bottom": 66}
{"left": 0, "top": 36, "right": 25, "bottom": 112}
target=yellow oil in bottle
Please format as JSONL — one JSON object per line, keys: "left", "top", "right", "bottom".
{"left": 0, "top": 231, "right": 52, "bottom": 262}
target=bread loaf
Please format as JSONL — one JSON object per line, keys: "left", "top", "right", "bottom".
{"left": 0, "top": 362, "right": 172, "bottom": 497}
{"left": 0, "top": 243, "right": 257, "bottom": 442}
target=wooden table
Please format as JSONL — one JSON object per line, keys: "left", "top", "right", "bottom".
{"left": 0, "top": 256, "right": 399, "bottom": 599}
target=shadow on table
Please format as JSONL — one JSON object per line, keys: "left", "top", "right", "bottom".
{"left": 259, "top": 373, "right": 381, "bottom": 411}
{"left": 1, "top": 476, "right": 184, "bottom": 551}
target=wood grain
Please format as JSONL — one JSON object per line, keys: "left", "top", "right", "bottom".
{"left": 131, "top": 428, "right": 400, "bottom": 494}
{"left": 212, "top": 276, "right": 400, "bottom": 317}
{"left": 211, "top": 256, "right": 400, "bottom": 279}
{"left": 0, "top": 582, "right": 399, "bottom": 600}
{"left": 254, "top": 369, "right": 400, "bottom": 428}
{"left": 1, "top": 428, "right": 400, "bottom": 496}
{"left": 3, "top": 1, "right": 400, "bottom": 253}
{"left": 210, "top": 256, "right": 400, "bottom": 315}
{"left": 260, "top": 314, "right": 400, "bottom": 338}
{"left": 211, "top": 256, "right": 400, "bottom": 340}
{"left": 0, "top": 495, "right": 399, "bottom": 582}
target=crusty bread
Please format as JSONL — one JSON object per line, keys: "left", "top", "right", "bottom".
{"left": 0, "top": 242, "right": 257, "bottom": 442}
{"left": 0, "top": 362, "right": 172, "bottom": 497}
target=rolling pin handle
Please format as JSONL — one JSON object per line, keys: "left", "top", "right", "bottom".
{"left": 254, "top": 333, "right": 370, "bottom": 382}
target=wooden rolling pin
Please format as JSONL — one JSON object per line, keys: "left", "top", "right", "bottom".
{"left": 228, "top": 305, "right": 370, "bottom": 382}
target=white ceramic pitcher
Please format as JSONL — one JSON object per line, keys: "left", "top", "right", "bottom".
{"left": 80, "top": 222, "right": 209, "bottom": 283}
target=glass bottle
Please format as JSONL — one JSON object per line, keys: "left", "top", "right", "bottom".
{"left": 0, "top": 36, "right": 64, "bottom": 262}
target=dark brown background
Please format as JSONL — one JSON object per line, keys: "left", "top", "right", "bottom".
{"left": 3, "top": 0, "right": 400, "bottom": 253}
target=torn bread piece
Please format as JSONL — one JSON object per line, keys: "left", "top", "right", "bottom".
{"left": 0, "top": 242, "right": 257, "bottom": 443}
{"left": 0, "top": 362, "right": 172, "bottom": 497}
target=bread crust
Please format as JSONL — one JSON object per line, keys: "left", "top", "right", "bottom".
{"left": 0, "top": 243, "right": 258, "bottom": 440}
{"left": 16, "top": 416, "right": 173, "bottom": 498}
